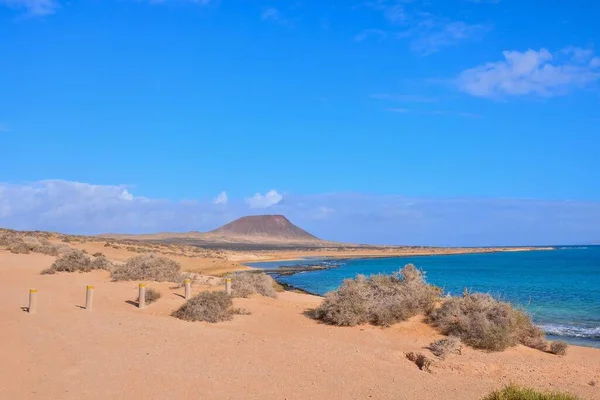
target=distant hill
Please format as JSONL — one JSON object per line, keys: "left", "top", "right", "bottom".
{"left": 99, "top": 214, "right": 331, "bottom": 250}
{"left": 208, "top": 215, "right": 319, "bottom": 241}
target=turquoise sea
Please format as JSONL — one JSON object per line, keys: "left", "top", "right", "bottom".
{"left": 248, "top": 247, "right": 600, "bottom": 348}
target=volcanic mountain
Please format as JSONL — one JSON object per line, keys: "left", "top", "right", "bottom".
{"left": 208, "top": 215, "right": 319, "bottom": 241}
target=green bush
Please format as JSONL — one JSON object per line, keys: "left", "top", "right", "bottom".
{"left": 481, "top": 385, "right": 581, "bottom": 400}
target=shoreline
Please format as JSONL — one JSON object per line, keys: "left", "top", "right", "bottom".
{"left": 237, "top": 246, "right": 555, "bottom": 265}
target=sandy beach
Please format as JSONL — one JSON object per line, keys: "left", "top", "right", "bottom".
{"left": 1, "top": 249, "right": 599, "bottom": 400}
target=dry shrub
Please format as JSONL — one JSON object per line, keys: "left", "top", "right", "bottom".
{"left": 481, "top": 384, "right": 581, "bottom": 400}
{"left": 44, "top": 250, "right": 112, "bottom": 274}
{"left": 312, "top": 264, "right": 441, "bottom": 327}
{"left": 549, "top": 341, "right": 568, "bottom": 356}
{"left": 48, "top": 250, "right": 93, "bottom": 272}
{"left": 111, "top": 254, "right": 181, "bottom": 282}
{"left": 428, "top": 293, "right": 547, "bottom": 352}
{"left": 91, "top": 255, "right": 114, "bottom": 271}
{"left": 139, "top": 288, "right": 161, "bottom": 304}
{"left": 92, "top": 252, "right": 103, "bottom": 257}
{"left": 9, "top": 241, "right": 31, "bottom": 254}
{"left": 228, "top": 272, "right": 277, "bottom": 298}
{"left": 428, "top": 336, "right": 462, "bottom": 359}
{"left": 405, "top": 352, "right": 433, "bottom": 373}
{"left": 172, "top": 291, "right": 239, "bottom": 323}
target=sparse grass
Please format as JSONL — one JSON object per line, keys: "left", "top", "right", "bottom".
{"left": 428, "top": 293, "right": 547, "bottom": 352}
{"left": 405, "top": 352, "right": 433, "bottom": 373}
{"left": 481, "top": 385, "right": 581, "bottom": 400}
{"left": 428, "top": 336, "right": 462, "bottom": 359}
{"left": 111, "top": 254, "right": 181, "bottom": 282}
{"left": 139, "top": 288, "right": 161, "bottom": 304}
{"left": 549, "top": 341, "right": 568, "bottom": 356}
{"left": 228, "top": 272, "right": 277, "bottom": 298}
{"left": 312, "top": 264, "right": 441, "bottom": 327}
{"left": 172, "top": 291, "right": 241, "bottom": 323}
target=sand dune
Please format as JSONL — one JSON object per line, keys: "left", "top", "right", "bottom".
{"left": 1, "top": 250, "right": 599, "bottom": 400}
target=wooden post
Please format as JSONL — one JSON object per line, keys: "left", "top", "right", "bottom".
{"left": 184, "top": 279, "right": 191, "bottom": 300}
{"left": 226, "top": 278, "right": 232, "bottom": 295}
{"left": 138, "top": 283, "right": 146, "bottom": 309}
{"left": 28, "top": 289, "right": 37, "bottom": 314}
{"left": 85, "top": 285, "right": 94, "bottom": 311}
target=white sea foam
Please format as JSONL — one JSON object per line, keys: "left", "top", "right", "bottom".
{"left": 539, "top": 323, "right": 600, "bottom": 339}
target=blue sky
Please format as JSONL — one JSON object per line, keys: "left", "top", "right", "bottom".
{"left": 1, "top": 0, "right": 599, "bottom": 245}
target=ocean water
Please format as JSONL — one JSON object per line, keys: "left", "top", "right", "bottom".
{"left": 248, "top": 247, "right": 600, "bottom": 348}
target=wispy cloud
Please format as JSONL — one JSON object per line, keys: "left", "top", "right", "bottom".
{"left": 213, "top": 191, "right": 228, "bottom": 205}
{"left": 458, "top": 47, "right": 600, "bottom": 98}
{"left": 245, "top": 190, "right": 283, "bottom": 208}
{"left": 401, "top": 18, "right": 489, "bottom": 55}
{"left": 1, "top": 180, "right": 599, "bottom": 246}
{"left": 359, "top": 1, "right": 489, "bottom": 54}
{"left": 0, "top": 0, "right": 59, "bottom": 16}
{"left": 387, "top": 108, "right": 481, "bottom": 118}
{"left": 355, "top": 29, "right": 387, "bottom": 42}
{"left": 261, "top": 7, "right": 289, "bottom": 25}
{"left": 370, "top": 93, "right": 438, "bottom": 103}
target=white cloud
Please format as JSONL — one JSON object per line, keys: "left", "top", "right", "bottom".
{"left": 261, "top": 7, "right": 288, "bottom": 25}
{"left": 1, "top": 180, "right": 600, "bottom": 246}
{"left": 213, "top": 191, "right": 228, "bottom": 205}
{"left": 458, "top": 47, "right": 600, "bottom": 98}
{"left": 245, "top": 190, "right": 283, "bottom": 209}
{"left": 0, "top": 0, "right": 58, "bottom": 16}
{"left": 361, "top": 2, "right": 488, "bottom": 54}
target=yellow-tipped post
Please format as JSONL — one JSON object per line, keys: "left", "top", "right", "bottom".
{"left": 28, "top": 289, "right": 38, "bottom": 314}
{"left": 85, "top": 285, "right": 94, "bottom": 311}
{"left": 226, "top": 278, "right": 232, "bottom": 296}
{"left": 138, "top": 283, "right": 146, "bottom": 309}
{"left": 184, "top": 279, "right": 191, "bottom": 300}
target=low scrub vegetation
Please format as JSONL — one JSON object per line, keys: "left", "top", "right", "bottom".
{"left": 228, "top": 272, "right": 277, "bottom": 298}
{"left": 549, "top": 341, "right": 568, "bottom": 356}
{"left": 111, "top": 254, "right": 181, "bottom": 282}
{"left": 41, "top": 250, "right": 113, "bottom": 274}
{"left": 1, "top": 231, "right": 71, "bottom": 257}
{"left": 428, "top": 293, "right": 547, "bottom": 352}
{"left": 312, "top": 264, "right": 441, "bottom": 327}
{"left": 481, "top": 385, "right": 581, "bottom": 400}
{"left": 172, "top": 291, "right": 242, "bottom": 323}
{"left": 428, "top": 336, "right": 462, "bottom": 359}
{"left": 405, "top": 352, "right": 433, "bottom": 373}
{"left": 140, "top": 288, "right": 161, "bottom": 304}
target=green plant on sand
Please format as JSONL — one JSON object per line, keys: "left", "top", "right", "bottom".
{"left": 481, "top": 384, "right": 581, "bottom": 400}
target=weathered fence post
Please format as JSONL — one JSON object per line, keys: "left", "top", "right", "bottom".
{"left": 184, "top": 279, "right": 191, "bottom": 300}
{"left": 226, "top": 278, "right": 232, "bottom": 295}
{"left": 85, "top": 285, "right": 94, "bottom": 311}
{"left": 138, "top": 283, "right": 146, "bottom": 309}
{"left": 28, "top": 289, "right": 37, "bottom": 314}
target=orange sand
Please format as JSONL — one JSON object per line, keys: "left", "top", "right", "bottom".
{"left": 1, "top": 251, "right": 599, "bottom": 400}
